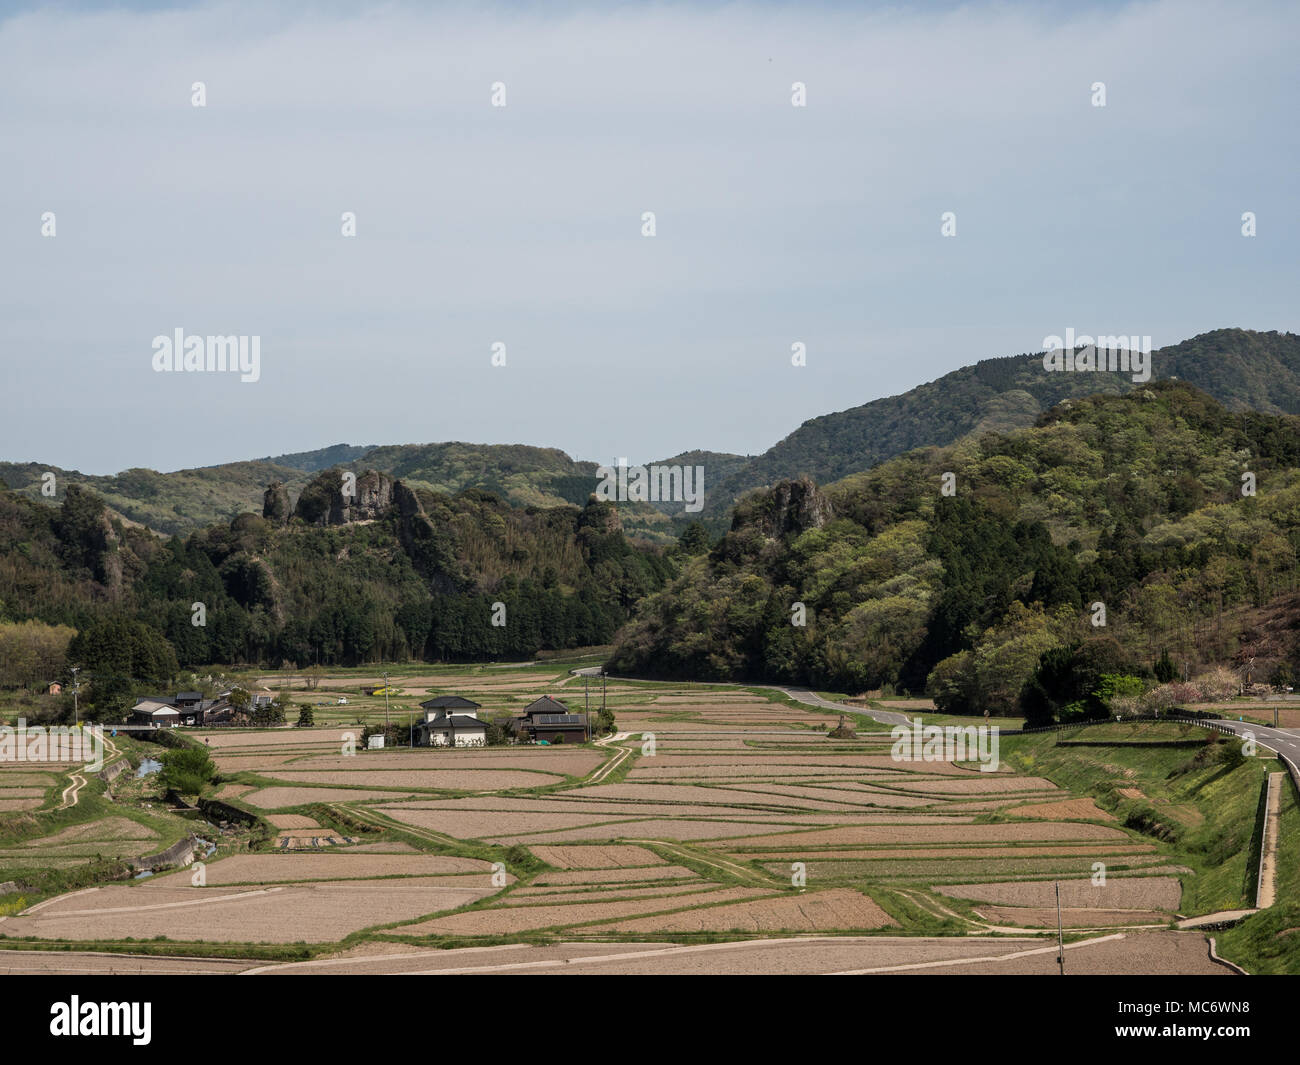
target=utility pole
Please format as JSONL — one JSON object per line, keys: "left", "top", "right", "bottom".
{"left": 585, "top": 673, "right": 590, "bottom": 713}
{"left": 383, "top": 670, "right": 391, "bottom": 730}
{"left": 70, "top": 667, "right": 80, "bottom": 726}
{"left": 1055, "top": 880, "right": 1065, "bottom": 975}
{"left": 601, "top": 671, "right": 606, "bottom": 713}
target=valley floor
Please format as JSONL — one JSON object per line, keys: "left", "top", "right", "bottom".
{"left": 0, "top": 661, "right": 1292, "bottom": 975}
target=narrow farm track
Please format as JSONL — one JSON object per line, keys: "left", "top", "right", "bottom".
{"left": 585, "top": 733, "right": 632, "bottom": 785}
{"left": 57, "top": 772, "right": 86, "bottom": 810}
{"left": 56, "top": 731, "right": 122, "bottom": 810}
{"left": 328, "top": 803, "right": 461, "bottom": 848}
{"left": 623, "top": 838, "right": 775, "bottom": 887}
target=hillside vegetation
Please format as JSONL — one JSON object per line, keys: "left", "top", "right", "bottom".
{"left": 609, "top": 381, "right": 1300, "bottom": 718}
{"left": 705, "top": 328, "right": 1300, "bottom": 512}
{"left": 8, "top": 329, "right": 1295, "bottom": 536}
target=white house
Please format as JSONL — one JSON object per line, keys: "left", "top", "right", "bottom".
{"left": 415, "top": 695, "right": 487, "bottom": 748}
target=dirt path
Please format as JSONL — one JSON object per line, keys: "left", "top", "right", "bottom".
{"left": 57, "top": 772, "right": 87, "bottom": 809}
{"left": 623, "top": 838, "right": 774, "bottom": 886}
{"left": 1176, "top": 910, "right": 1257, "bottom": 929}
{"left": 586, "top": 733, "right": 632, "bottom": 785}
{"left": 1257, "top": 771, "right": 1283, "bottom": 908}
{"left": 58, "top": 732, "right": 124, "bottom": 810}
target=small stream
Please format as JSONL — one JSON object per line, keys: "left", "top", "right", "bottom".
{"left": 136, "top": 758, "right": 162, "bottom": 779}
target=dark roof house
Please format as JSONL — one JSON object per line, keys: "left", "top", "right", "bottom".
{"left": 513, "top": 696, "right": 588, "bottom": 744}
{"left": 419, "top": 696, "right": 482, "bottom": 712}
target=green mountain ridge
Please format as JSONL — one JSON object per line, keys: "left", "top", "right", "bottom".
{"left": 3, "top": 328, "right": 1296, "bottom": 537}
{"left": 705, "top": 328, "right": 1300, "bottom": 512}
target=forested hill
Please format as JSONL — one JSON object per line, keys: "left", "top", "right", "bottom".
{"left": 704, "top": 328, "right": 1300, "bottom": 512}
{"left": 0, "top": 441, "right": 725, "bottom": 543}
{"left": 2, "top": 329, "right": 1294, "bottom": 535}
{"left": 0, "top": 443, "right": 607, "bottom": 538}
{"left": 0, "top": 469, "right": 672, "bottom": 715}
{"left": 608, "top": 380, "right": 1300, "bottom": 719}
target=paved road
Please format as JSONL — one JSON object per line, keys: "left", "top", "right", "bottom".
{"left": 775, "top": 686, "right": 912, "bottom": 726}
{"left": 1211, "top": 719, "right": 1300, "bottom": 777}
{"left": 570, "top": 668, "right": 913, "bottom": 727}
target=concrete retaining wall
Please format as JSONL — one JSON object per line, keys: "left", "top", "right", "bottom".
{"left": 128, "top": 835, "right": 196, "bottom": 872}
{"left": 197, "top": 798, "right": 261, "bottom": 827}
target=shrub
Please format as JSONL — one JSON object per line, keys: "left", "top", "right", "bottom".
{"left": 158, "top": 746, "right": 217, "bottom": 795}
{"left": 1192, "top": 667, "right": 1239, "bottom": 702}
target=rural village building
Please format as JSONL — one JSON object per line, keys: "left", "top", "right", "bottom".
{"left": 415, "top": 695, "right": 487, "bottom": 747}
{"left": 129, "top": 698, "right": 181, "bottom": 727}
{"left": 512, "top": 696, "right": 588, "bottom": 744}
{"left": 127, "top": 689, "right": 271, "bottom": 727}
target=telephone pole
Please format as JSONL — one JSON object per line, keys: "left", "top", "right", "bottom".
{"left": 70, "top": 667, "right": 80, "bottom": 726}
{"left": 382, "top": 670, "right": 391, "bottom": 730}
{"left": 1055, "top": 880, "right": 1065, "bottom": 975}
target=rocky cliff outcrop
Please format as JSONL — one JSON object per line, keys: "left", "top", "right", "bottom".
{"left": 731, "top": 475, "right": 833, "bottom": 538}
{"left": 291, "top": 469, "right": 396, "bottom": 526}
{"left": 262, "top": 481, "right": 292, "bottom": 525}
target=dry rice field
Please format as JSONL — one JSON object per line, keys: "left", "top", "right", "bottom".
{"left": 0, "top": 670, "right": 1239, "bottom": 973}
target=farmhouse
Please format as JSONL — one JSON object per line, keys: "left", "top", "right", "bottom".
{"left": 415, "top": 695, "right": 487, "bottom": 748}
{"left": 126, "top": 690, "right": 253, "bottom": 727}
{"left": 130, "top": 699, "right": 181, "bottom": 727}
{"left": 512, "top": 696, "right": 588, "bottom": 745}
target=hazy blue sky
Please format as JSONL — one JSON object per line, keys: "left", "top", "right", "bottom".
{"left": 2, "top": 0, "right": 1296, "bottom": 474}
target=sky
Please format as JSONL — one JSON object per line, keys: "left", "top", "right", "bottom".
{"left": 1, "top": 0, "right": 1297, "bottom": 474}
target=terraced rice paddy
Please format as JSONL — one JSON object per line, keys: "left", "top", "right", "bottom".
{"left": 0, "top": 665, "right": 1255, "bottom": 973}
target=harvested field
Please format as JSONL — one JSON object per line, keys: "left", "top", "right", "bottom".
{"left": 492, "top": 819, "right": 844, "bottom": 846}
{"left": 582, "top": 888, "right": 896, "bottom": 934}
{"left": 265, "top": 814, "right": 321, "bottom": 829}
{"left": 762, "top": 856, "right": 1183, "bottom": 880}
{"left": 4, "top": 673, "right": 1245, "bottom": 969}
{"left": 2, "top": 877, "right": 502, "bottom": 943}
{"left": 1008, "top": 798, "right": 1115, "bottom": 821}
{"left": 499, "top": 883, "right": 711, "bottom": 906}
{"left": 243, "top": 787, "right": 430, "bottom": 808}
{"left": 20, "top": 818, "right": 158, "bottom": 845}
{"left": 936, "top": 877, "right": 1183, "bottom": 911}
{"left": 529, "top": 845, "right": 666, "bottom": 869}
{"left": 151, "top": 853, "right": 500, "bottom": 885}
{"left": 532, "top": 865, "right": 698, "bottom": 886}
{"left": 384, "top": 809, "right": 630, "bottom": 839}
{"left": 391, "top": 886, "right": 768, "bottom": 937}
{"left": 211, "top": 756, "right": 301, "bottom": 772}
{"left": 975, "top": 906, "right": 1172, "bottom": 928}
{"left": 264, "top": 770, "right": 566, "bottom": 790}
{"left": 713, "top": 823, "right": 1131, "bottom": 850}
{"left": 751, "top": 845, "right": 1158, "bottom": 861}
{"left": 285, "top": 751, "right": 604, "bottom": 775}
{"left": 885, "top": 776, "right": 1060, "bottom": 794}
